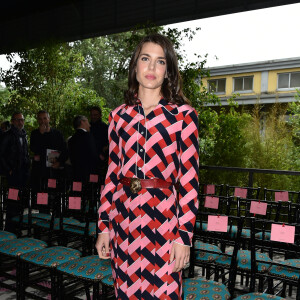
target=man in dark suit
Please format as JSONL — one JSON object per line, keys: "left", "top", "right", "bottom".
{"left": 68, "top": 115, "right": 99, "bottom": 182}
{"left": 30, "top": 110, "right": 68, "bottom": 190}
{"left": 90, "top": 106, "right": 108, "bottom": 178}
{"left": 0, "top": 112, "right": 30, "bottom": 232}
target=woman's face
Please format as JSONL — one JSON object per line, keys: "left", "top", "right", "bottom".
{"left": 135, "top": 42, "right": 167, "bottom": 94}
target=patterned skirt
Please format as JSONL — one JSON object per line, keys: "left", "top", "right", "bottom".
{"left": 109, "top": 185, "right": 182, "bottom": 299}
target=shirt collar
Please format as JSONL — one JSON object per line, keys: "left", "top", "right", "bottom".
{"left": 77, "top": 128, "right": 87, "bottom": 132}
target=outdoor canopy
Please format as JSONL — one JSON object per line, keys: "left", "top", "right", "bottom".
{"left": 0, "top": 0, "right": 299, "bottom": 54}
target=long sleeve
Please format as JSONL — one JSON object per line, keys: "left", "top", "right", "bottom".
{"left": 175, "top": 108, "right": 199, "bottom": 246}
{"left": 97, "top": 111, "right": 121, "bottom": 233}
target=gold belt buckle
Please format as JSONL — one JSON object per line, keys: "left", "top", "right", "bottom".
{"left": 130, "top": 178, "right": 142, "bottom": 193}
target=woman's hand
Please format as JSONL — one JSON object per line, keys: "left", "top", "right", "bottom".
{"left": 170, "top": 242, "right": 190, "bottom": 272}
{"left": 95, "top": 233, "right": 110, "bottom": 259}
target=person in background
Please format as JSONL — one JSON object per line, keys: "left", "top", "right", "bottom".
{"left": 30, "top": 110, "right": 68, "bottom": 190}
{"left": 96, "top": 34, "right": 199, "bottom": 299}
{"left": 68, "top": 115, "right": 99, "bottom": 182}
{"left": 0, "top": 112, "right": 30, "bottom": 232}
{"left": 0, "top": 121, "right": 11, "bottom": 175}
{"left": 89, "top": 106, "right": 109, "bottom": 177}
{"left": 1, "top": 120, "right": 11, "bottom": 133}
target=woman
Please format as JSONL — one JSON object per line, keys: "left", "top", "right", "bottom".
{"left": 96, "top": 33, "right": 199, "bottom": 299}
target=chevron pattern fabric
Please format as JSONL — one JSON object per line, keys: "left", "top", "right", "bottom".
{"left": 98, "top": 99, "right": 199, "bottom": 299}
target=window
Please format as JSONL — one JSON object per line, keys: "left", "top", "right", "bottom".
{"left": 233, "top": 76, "right": 253, "bottom": 92}
{"left": 278, "top": 72, "right": 300, "bottom": 89}
{"left": 208, "top": 79, "right": 226, "bottom": 93}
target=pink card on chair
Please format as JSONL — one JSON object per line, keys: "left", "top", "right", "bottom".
{"left": 234, "top": 188, "right": 247, "bottom": 198}
{"left": 69, "top": 197, "right": 81, "bottom": 210}
{"left": 204, "top": 196, "right": 219, "bottom": 209}
{"left": 37, "top": 193, "right": 48, "bottom": 205}
{"left": 73, "top": 182, "right": 82, "bottom": 192}
{"left": 89, "top": 174, "right": 98, "bottom": 183}
{"left": 270, "top": 224, "right": 295, "bottom": 244}
{"left": 250, "top": 201, "right": 267, "bottom": 215}
{"left": 204, "top": 185, "right": 215, "bottom": 195}
{"left": 207, "top": 215, "right": 228, "bottom": 232}
{"left": 275, "top": 191, "right": 289, "bottom": 202}
{"left": 8, "top": 188, "right": 19, "bottom": 200}
{"left": 48, "top": 179, "right": 56, "bottom": 188}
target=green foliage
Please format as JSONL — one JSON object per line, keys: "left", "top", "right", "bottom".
{"left": 288, "top": 91, "right": 300, "bottom": 148}
{"left": 201, "top": 102, "right": 299, "bottom": 191}
{"left": 73, "top": 25, "right": 210, "bottom": 111}
{"left": 242, "top": 104, "right": 299, "bottom": 191}
{"left": 200, "top": 99, "right": 252, "bottom": 185}
{"left": 0, "top": 42, "right": 108, "bottom": 137}
{"left": 0, "top": 43, "right": 85, "bottom": 128}
{"left": 0, "top": 85, "right": 11, "bottom": 121}
{"left": 53, "top": 85, "right": 108, "bottom": 138}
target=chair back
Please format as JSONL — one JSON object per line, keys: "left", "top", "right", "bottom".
{"left": 226, "top": 184, "right": 261, "bottom": 199}
{"left": 263, "top": 187, "right": 300, "bottom": 204}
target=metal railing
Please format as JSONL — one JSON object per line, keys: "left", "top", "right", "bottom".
{"left": 199, "top": 165, "right": 300, "bottom": 188}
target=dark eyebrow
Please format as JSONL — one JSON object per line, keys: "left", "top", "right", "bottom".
{"left": 140, "top": 53, "right": 166, "bottom": 60}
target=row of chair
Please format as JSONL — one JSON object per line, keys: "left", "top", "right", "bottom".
{"left": 184, "top": 187, "right": 300, "bottom": 300}
{"left": 201, "top": 183, "right": 300, "bottom": 203}
{"left": 1, "top": 179, "right": 299, "bottom": 299}
{"left": 0, "top": 179, "right": 114, "bottom": 299}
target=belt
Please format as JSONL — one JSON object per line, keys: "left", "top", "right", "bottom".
{"left": 120, "top": 177, "right": 176, "bottom": 193}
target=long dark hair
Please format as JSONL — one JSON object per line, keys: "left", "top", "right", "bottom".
{"left": 124, "top": 33, "right": 189, "bottom": 106}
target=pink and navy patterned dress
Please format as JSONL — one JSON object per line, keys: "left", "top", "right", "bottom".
{"left": 98, "top": 98, "right": 199, "bottom": 299}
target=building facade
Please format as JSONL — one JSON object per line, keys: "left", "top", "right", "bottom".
{"left": 202, "top": 57, "right": 300, "bottom": 106}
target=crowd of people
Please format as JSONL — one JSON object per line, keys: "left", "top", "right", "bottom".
{"left": 0, "top": 107, "right": 109, "bottom": 231}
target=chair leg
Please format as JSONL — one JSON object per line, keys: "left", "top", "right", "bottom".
{"left": 85, "top": 282, "right": 91, "bottom": 300}
{"left": 18, "top": 260, "right": 28, "bottom": 300}
{"left": 51, "top": 269, "right": 56, "bottom": 300}
{"left": 245, "top": 273, "right": 249, "bottom": 286}
{"left": 214, "top": 266, "right": 219, "bottom": 281}
{"left": 221, "top": 267, "right": 226, "bottom": 283}
{"left": 240, "top": 272, "right": 244, "bottom": 285}
{"left": 57, "top": 273, "right": 64, "bottom": 300}
{"left": 267, "top": 277, "right": 273, "bottom": 294}
{"left": 297, "top": 283, "right": 300, "bottom": 300}
{"left": 289, "top": 284, "right": 293, "bottom": 297}
{"left": 16, "top": 259, "right": 22, "bottom": 300}
{"left": 92, "top": 282, "right": 99, "bottom": 300}
{"left": 258, "top": 276, "right": 263, "bottom": 292}
{"left": 206, "top": 266, "right": 210, "bottom": 280}
{"left": 202, "top": 266, "right": 205, "bottom": 277}
{"left": 281, "top": 282, "right": 287, "bottom": 298}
